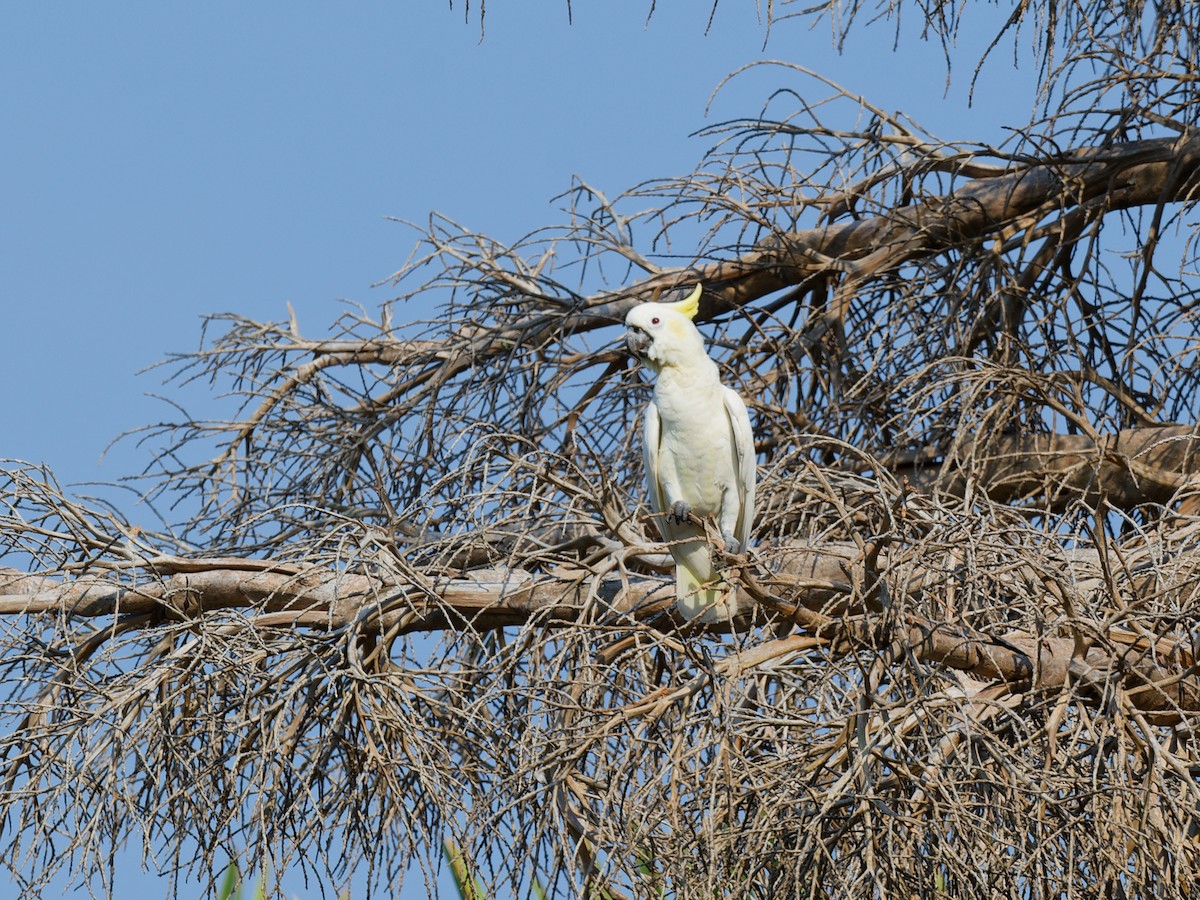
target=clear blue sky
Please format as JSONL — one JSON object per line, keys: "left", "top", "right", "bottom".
{"left": 0, "top": 3, "right": 1037, "bottom": 897}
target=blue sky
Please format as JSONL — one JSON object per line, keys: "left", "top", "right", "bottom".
{"left": 1, "top": 2, "right": 1035, "bottom": 497}
{"left": 0, "top": 3, "right": 1039, "bottom": 897}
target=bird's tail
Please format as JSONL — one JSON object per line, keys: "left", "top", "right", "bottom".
{"left": 671, "top": 538, "right": 737, "bottom": 622}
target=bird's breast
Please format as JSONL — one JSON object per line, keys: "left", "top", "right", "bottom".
{"left": 653, "top": 381, "right": 736, "bottom": 516}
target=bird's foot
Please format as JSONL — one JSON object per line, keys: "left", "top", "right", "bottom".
{"left": 721, "top": 532, "right": 743, "bottom": 555}
{"left": 671, "top": 500, "right": 692, "bottom": 525}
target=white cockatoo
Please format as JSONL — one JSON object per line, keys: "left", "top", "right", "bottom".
{"left": 624, "top": 283, "right": 756, "bottom": 622}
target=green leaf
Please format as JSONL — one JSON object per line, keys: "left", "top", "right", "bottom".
{"left": 442, "top": 838, "right": 487, "bottom": 900}
{"left": 217, "top": 863, "right": 242, "bottom": 900}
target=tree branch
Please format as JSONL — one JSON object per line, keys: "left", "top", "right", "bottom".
{"left": 6, "top": 527, "right": 1199, "bottom": 723}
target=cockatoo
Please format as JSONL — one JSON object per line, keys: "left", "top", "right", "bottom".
{"left": 624, "top": 283, "right": 756, "bottom": 622}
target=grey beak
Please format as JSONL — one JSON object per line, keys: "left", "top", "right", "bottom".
{"left": 625, "top": 328, "right": 651, "bottom": 358}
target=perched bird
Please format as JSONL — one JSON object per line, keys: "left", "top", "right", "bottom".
{"left": 624, "top": 284, "right": 756, "bottom": 622}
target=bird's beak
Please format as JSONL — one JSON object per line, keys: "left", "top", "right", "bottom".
{"left": 625, "top": 328, "right": 651, "bottom": 359}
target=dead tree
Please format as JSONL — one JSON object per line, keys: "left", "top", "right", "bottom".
{"left": 6, "top": 2, "right": 1200, "bottom": 897}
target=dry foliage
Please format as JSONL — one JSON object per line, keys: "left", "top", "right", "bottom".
{"left": 7, "top": 2, "right": 1200, "bottom": 897}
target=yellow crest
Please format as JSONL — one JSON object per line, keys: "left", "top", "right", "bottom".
{"left": 666, "top": 283, "right": 702, "bottom": 321}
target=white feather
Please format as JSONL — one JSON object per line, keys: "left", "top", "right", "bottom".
{"left": 626, "top": 293, "right": 756, "bottom": 622}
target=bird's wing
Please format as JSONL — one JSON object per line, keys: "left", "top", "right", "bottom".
{"left": 723, "top": 386, "right": 757, "bottom": 550}
{"left": 643, "top": 400, "right": 668, "bottom": 519}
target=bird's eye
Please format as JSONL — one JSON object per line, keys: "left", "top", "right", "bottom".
{"left": 651, "top": 316, "right": 660, "bottom": 325}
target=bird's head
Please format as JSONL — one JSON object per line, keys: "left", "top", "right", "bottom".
{"left": 624, "top": 284, "right": 707, "bottom": 373}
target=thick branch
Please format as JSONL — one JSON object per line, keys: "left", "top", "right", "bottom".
{"left": 274, "top": 133, "right": 1200, "bottom": 402}
{"left": 576, "top": 133, "right": 1200, "bottom": 322}
{"left": 897, "top": 424, "right": 1200, "bottom": 510}
{"left": 6, "top": 535, "right": 1199, "bottom": 722}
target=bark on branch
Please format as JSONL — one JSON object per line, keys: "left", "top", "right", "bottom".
{"left": 577, "top": 132, "right": 1200, "bottom": 323}
{"left": 897, "top": 423, "right": 1200, "bottom": 510}
{"left": 6, "top": 533, "right": 1199, "bottom": 723}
